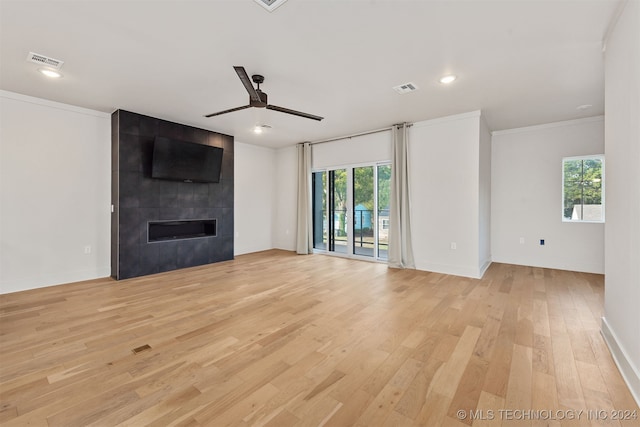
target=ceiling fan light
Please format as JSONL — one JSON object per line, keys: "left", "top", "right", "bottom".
{"left": 439, "top": 75, "right": 457, "bottom": 84}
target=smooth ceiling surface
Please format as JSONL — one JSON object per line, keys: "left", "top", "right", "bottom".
{"left": 0, "top": 0, "right": 619, "bottom": 148}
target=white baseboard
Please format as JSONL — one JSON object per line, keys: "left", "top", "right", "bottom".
{"left": 414, "top": 261, "right": 484, "bottom": 279}
{"left": 601, "top": 317, "right": 640, "bottom": 407}
{"left": 479, "top": 260, "right": 492, "bottom": 278}
{"left": 0, "top": 267, "right": 111, "bottom": 295}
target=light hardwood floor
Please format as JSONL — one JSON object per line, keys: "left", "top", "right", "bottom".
{"left": 1, "top": 250, "right": 638, "bottom": 426}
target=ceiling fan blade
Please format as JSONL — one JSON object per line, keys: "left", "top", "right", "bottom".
{"left": 266, "top": 104, "right": 324, "bottom": 121}
{"left": 233, "top": 66, "right": 261, "bottom": 103}
{"left": 204, "top": 105, "right": 251, "bottom": 118}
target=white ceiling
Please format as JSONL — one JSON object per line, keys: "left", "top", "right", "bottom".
{"left": 0, "top": 0, "right": 619, "bottom": 148}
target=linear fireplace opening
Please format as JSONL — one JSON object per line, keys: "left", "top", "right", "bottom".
{"left": 148, "top": 219, "right": 217, "bottom": 242}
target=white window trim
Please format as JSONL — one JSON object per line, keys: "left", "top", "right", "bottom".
{"left": 561, "top": 154, "right": 605, "bottom": 223}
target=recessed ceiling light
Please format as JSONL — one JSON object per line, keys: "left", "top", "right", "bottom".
{"left": 576, "top": 104, "right": 593, "bottom": 110}
{"left": 439, "top": 75, "right": 457, "bottom": 84}
{"left": 38, "top": 68, "right": 62, "bottom": 78}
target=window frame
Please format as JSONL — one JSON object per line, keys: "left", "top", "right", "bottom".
{"left": 561, "top": 154, "right": 605, "bottom": 223}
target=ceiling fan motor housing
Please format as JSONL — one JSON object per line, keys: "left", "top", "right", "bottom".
{"left": 250, "top": 90, "right": 268, "bottom": 108}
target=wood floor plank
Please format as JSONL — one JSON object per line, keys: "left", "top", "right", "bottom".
{"left": 414, "top": 391, "right": 452, "bottom": 427}
{"left": 531, "top": 372, "right": 561, "bottom": 427}
{"left": 502, "top": 344, "right": 533, "bottom": 426}
{"left": 473, "top": 390, "right": 506, "bottom": 427}
{"left": 261, "top": 409, "right": 300, "bottom": 427}
{"left": 355, "top": 356, "right": 422, "bottom": 425}
{"left": 394, "top": 357, "right": 444, "bottom": 420}
{"left": 551, "top": 333, "right": 587, "bottom": 411}
{"left": 381, "top": 409, "right": 415, "bottom": 427}
{"left": 213, "top": 382, "right": 280, "bottom": 427}
{"left": 323, "top": 389, "right": 373, "bottom": 427}
{"left": 329, "top": 347, "right": 389, "bottom": 403}
{"left": 0, "top": 251, "right": 637, "bottom": 426}
{"left": 532, "top": 333, "right": 555, "bottom": 376}
{"left": 447, "top": 355, "right": 490, "bottom": 424}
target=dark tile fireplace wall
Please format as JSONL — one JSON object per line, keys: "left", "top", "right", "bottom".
{"left": 111, "top": 110, "right": 234, "bottom": 280}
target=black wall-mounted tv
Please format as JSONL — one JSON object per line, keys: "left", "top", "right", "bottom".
{"left": 151, "top": 137, "right": 223, "bottom": 183}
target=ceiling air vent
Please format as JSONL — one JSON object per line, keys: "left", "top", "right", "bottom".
{"left": 254, "top": 0, "right": 288, "bottom": 12}
{"left": 393, "top": 82, "right": 419, "bottom": 94}
{"left": 27, "top": 52, "right": 64, "bottom": 69}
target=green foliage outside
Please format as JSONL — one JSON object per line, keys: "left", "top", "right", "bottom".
{"left": 319, "top": 165, "right": 392, "bottom": 236}
{"left": 333, "top": 169, "right": 347, "bottom": 235}
{"left": 377, "top": 165, "right": 391, "bottom": 211}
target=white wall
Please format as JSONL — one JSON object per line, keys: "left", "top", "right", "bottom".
{"left": 602, "top": 0, "right": 640, "bottom": 405}
{"left": 409, "top": 111, "right": 484, "bottom": 278}
{"left": 234, "top": 141, "right": 276, "bottom": 255}
{"left": 491, "top": 117, "right": 605, "bottom": 274}
{"left": 312, "top": 130, "right": 391, "bottom": 169}
{"left": 479, "top": 116, "right": 492, "bottom": 274}
{"left": 0, "top": 91, "right": 111, "bottom": 294}
{"left": 273, "top": 146, "right": 297, "bottom": 251}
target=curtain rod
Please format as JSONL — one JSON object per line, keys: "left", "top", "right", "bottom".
{"left": 301, "top": 122, "right": 412, "bottom": 146}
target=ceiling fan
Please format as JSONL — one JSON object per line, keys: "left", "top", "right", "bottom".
{"left": 205, "top": 66, "right": 324, "bottom": 121}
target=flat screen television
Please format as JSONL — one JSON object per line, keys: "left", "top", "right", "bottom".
{"left": 151, "top": 137, "right": 223, "bottom": 183}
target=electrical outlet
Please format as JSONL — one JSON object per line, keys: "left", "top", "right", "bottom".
{"left": 450, "top": 242, "right": 457, "bottom": 250}
{"left": 540, "top": 239, "right": 545, "bottom": 246}
{"left": 519, "top": 237, "right": 525, "bottom": 244}
{"left": 84, "top": 246, "right": 91, "bottom": 254}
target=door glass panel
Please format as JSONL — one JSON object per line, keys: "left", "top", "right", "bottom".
{"left": 330, "top": 169, "right": 348, "bottom": 254}
{"left": 377, "top": 164, "right": 391, "bottom": 260}
{"left": 312, "top": 171, "right": 327, "bottom": 250}
{"left": 353, "top": 166, "right": 374, "bottom": 257}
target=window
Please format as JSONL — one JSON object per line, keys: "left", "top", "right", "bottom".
{"left": 562, "top": 155, "right": 604, "bottom": 222}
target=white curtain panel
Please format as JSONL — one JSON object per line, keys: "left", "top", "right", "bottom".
{"left": 388, "top": 123, "right": 415, "bottom": 268}
{"left": 296, "top": 142, "right": 313, "bottom": 254}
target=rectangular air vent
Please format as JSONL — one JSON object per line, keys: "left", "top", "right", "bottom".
{"left": 27, "top": 52, "right": 64, "bottom": 69}
{"left": 393, "top": 82, "right": 419, "bottom": 94}
{"left": 254, "top": 0, "right": 288, "bottom": 12}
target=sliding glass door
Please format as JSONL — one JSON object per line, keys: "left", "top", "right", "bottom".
{"left": 313, "top": 163, "right": 390, "bottom": 261}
